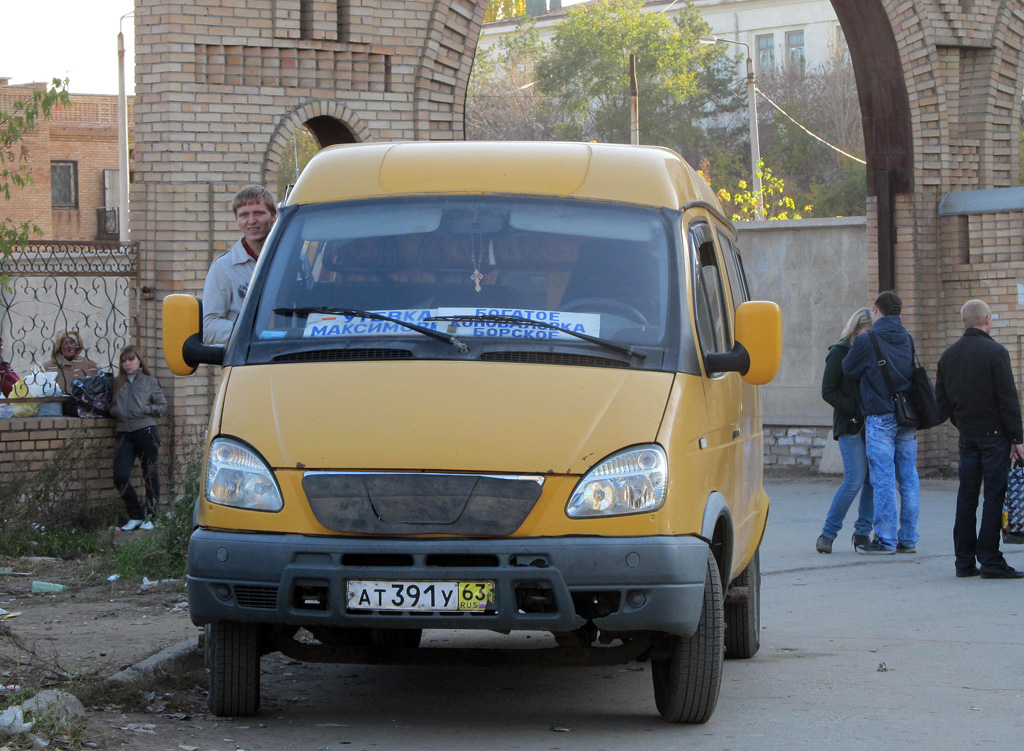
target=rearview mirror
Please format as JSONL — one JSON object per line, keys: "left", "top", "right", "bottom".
{"left": 735, "top": 300, "right": 782, "bottom": 385}
{"left": 162, "top": 294, "right": 224, "bottom": 375}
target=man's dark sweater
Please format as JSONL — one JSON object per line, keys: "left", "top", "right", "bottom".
{"left": 935, "top": 327, "right": 1023, "bottom": 441}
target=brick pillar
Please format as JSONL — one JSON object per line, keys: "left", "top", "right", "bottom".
{"left": 863, "top": 1, "right": 1024, "bottom": 470}
{"left": 130, "top": 0, "right": 487, "bottom": 459}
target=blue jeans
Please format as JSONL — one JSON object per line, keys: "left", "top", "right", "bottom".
{"left": 865, "top": 414, "right": 920, "bottom": 549}
{"left": 821, "top": 432, "right": 874, "bottom": 539}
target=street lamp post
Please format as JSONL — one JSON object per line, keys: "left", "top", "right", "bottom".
{"left": 699, "top": 35, "right": 763, "bottom": 220}
{"left": 117, "top": 11, "right": 135, "bottom": 243}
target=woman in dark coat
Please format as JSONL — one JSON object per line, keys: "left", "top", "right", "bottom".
{"left": 816, "top": 308, "right": 875, "bottom": 553}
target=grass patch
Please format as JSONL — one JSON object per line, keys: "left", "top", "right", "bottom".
{"left": 110, "top": 536, "right": 182, "bottom": 580}
{"left": 4, "top": 528, "right": 107, "bottom": 558}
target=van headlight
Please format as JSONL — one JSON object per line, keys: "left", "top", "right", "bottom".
{"left": 566, "top": 445, "right": 667, "bottom": 518}
{"left": 205, "top": 438, "right": 284, "bottom": 512}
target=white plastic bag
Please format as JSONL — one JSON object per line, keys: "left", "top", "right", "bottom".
{"left": 23, "top": 370, "right": 63, "bottom": 397}
{"left": 23, "top": 370, "right": 64, "bottom": 417}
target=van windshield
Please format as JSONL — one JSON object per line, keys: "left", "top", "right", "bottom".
{"left": 252, "top": 196, "right": 673, "bottom": 359}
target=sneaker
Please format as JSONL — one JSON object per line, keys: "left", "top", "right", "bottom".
{"left": 139, "top": 521, "right": 155, "bottom": 531}
{"left": 815, "top": 535, "right": 833, "bottom": 554}
{"left": 896, "top": 543, "right": 916, "bottom": 554}
{"left": 120, "top": 519, "right": 143, "bottom": 532}
{"left": 852, "top": 534, "right": 871, "bottom": 550}
{"left": 856, "top": 540, "right": 896, "bottom": 555}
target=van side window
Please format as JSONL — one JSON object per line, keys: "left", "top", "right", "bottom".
{"left": 690, "top": 224, "right": 731, "bottom": 356}
{"left": 716, "top": 230, "right": 751, "bottom": 307}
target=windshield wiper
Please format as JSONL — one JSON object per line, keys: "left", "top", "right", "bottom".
{"left": 273, "top": 306, "right": 469, "bottom": 354}
{"left": 425, "top": 314, "right": 647, "bottom": 361}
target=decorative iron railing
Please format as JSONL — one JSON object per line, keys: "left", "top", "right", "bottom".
{"left": 0, "top": 241, "right": 137, "bottom": 392}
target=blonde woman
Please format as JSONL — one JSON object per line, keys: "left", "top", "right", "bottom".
{"left": 816, "top": 308, "right": 875, "bottom": 553}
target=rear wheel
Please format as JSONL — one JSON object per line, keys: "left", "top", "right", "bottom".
{"left": 651, "top": 551, "right": 724, "bottom": 724}
{"left": 725, "top": 547, "right": 761, "bottom": 659}
{"left": 207, "top": 622, "right": 261, "bottom": 717}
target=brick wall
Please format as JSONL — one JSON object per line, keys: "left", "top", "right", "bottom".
{"left": 0, "top": 415, "right": 159, "bottom": 516}
{"left": 0, "top": 84, "right": 134, "bottom": 242}
{"left": 763, "top": 426, "right": 832, "bottom": 468}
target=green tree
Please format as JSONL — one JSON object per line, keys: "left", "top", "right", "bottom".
{"left": 535, "top": 0, "right": 738, "bottom": 148}
{"left": 276, "top": 125, "right": 320, "bottom": 199}
{"left": 1, "top": 78, "right": 70, "bottom": 265}
{"left": 467, "top": 21, "right": 556, "bottom": 140}
{"left": 484, "top": 0, "right": 526, "bottom": 23}
{"left": 755, "top": 43, "right": 866, "bottom": 216}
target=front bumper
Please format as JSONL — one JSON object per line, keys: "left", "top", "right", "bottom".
{"left": 186, "top": 530, "right": 709, "bottom": 638}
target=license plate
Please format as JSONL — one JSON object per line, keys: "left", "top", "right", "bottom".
{"left": 346, "top": 580, "right": 495, "bottom": 612}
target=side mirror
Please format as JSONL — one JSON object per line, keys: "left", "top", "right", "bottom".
{"left": 162, "top": 294, "right": 224, "bottom": 375}
{"left": 735, "top": 300, "right": 782, "bottom": 385}
{"left": 704, "top": 341, "right": 750, "bottom": 376}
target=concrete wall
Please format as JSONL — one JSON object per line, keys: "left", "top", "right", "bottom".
{"left": 738, "top": 216, "right": 869, "bottom": 425}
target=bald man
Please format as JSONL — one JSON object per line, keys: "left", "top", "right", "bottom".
{"left": 935, "top": 299, "right": 1024, "bottom": 579}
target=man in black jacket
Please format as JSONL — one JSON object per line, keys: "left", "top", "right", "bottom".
{"left": 936, "top": 299, "right": 1024, "bottom": 579}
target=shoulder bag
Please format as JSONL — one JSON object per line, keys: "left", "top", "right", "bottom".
{"left": 868, "top": 332, "right": 919, "bottom": 428}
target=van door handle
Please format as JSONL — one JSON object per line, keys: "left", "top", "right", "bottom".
{"left": 732, "top": 428, "right": 741, "bottom": 439}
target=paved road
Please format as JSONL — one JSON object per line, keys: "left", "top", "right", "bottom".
{"left": 170, "top": 472, "right": 1024, "bottom": 750}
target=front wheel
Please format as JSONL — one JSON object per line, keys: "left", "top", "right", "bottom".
{"left": 207, "top": 622, "right": 262, "bottom": 717}
{"left": 725, "top": 547, "right": 761, "bottom": 659}
{"left": 651, "top": 551, "right": 724, "bottom": 724}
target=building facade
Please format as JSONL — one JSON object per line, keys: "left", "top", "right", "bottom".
{"left": 0, "top": 80, "right": 133, "bottom": 243}
{"left": 480, "top": 0, "right": 845, "bottom": 77}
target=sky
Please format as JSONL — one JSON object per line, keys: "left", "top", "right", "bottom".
{"left": 2, "top": 0, "right": 137, "bottom": 96}
{"left": 0, "top": 0, "right": 593, "bottom": 98}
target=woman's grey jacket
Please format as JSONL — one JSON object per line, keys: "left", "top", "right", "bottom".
{"left": 109, "top": 374, "right": 168, "bottom": 433}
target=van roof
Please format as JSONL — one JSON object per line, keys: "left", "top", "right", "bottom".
{"left": 286, "top": 141, "right": 722, "bottom": 212}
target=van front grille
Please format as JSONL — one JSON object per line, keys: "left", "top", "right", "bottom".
{"left": 341, "top": 554, "right": 415, "bottom": 567}
{"left": 425, "top": 554, "right": 500, "bottom": 568}
{"left": 273, "top": 348, "right": 414, "bottom": 362}
{"left": 234, "top": 585, "right": 279, "bottom": 609}
{"left": 479, "top": 351, "right": 628, "bottom": 368}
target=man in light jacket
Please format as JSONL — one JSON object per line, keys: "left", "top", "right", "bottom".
{"left": 842, "top": 291, "right": 920, "bottom": 555}
{"left": 202, "top": 185, "right": 277, "bottom": 345}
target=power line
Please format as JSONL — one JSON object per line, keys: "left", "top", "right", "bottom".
{"left": 755, "top": 85, "right": 866, "bottom": 165}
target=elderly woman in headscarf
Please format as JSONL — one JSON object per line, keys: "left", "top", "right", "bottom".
{"left": 42, "top": 330, "right": 100, "bottom": 398}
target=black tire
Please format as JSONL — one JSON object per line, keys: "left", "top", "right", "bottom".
{"left": 725, "top": 547, "right": 761, "bottom": 659}
{"left": 651, "top": 551, "right": 724, "bottom": 724}
{"left": 207, "top": 622, "right": 261, "bottom": 717}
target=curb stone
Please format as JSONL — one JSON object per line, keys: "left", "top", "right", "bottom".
{"left": 106, "top": 636, "right": 203, "bottom": 686}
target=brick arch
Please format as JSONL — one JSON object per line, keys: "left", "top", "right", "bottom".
{"left": 261, "top": 101, "right": 372, "bottom": 187}
{"left": 831, "top": 0, "right": 913, "bottom": 196}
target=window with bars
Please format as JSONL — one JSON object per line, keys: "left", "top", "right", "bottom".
{"left": 51, "top": 161, "right": 78, "bottom": 208}
{"left": 756, "top": 34, "right": 774, "bottom": 74}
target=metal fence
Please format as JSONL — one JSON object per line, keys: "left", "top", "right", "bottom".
{"left": 0, "top": 241, "right": 137, "bottom": 384}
